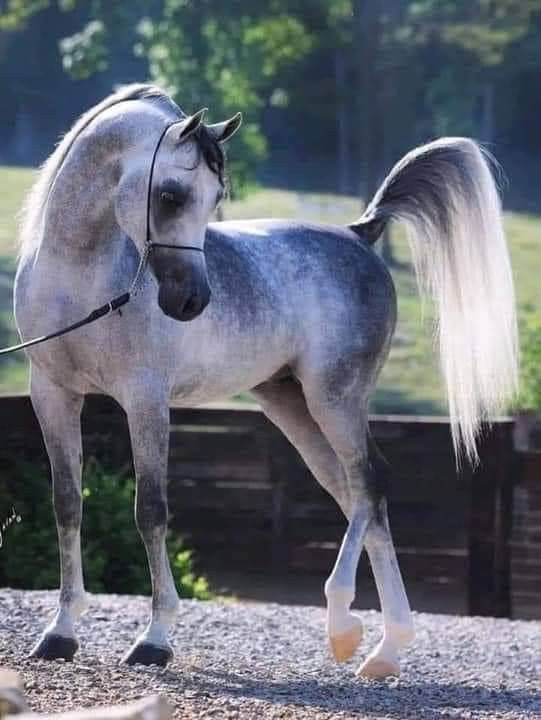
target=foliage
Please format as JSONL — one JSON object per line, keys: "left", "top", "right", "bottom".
{"left": 0, "top": 0, "right": 49, "bottom": 30}
{"left": 517, "top": 312, "right": 541, "bottom": 411}
{"left": 59, "top": 19, "right": 107, "bottom": 79}
{"left": 0, "top": 0, "right": 314, "bottom": 195}
{"left": 408, "top": 0, "right": 541, "bottom": 66}
{"left": 3, "top": 0, "right": 541, "bottom": 195}
{"left": 135, "top": 2, "right": 313, "bottom": 194}
{"left": 404, "top": 1, "right": 541, "bottom": 142}
{"left": 0, "top": 458, "right": 212, "bottom": 599}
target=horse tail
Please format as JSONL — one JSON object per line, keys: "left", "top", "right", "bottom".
{"left": 350, "top": 137, "right": 518, "bottom": 463}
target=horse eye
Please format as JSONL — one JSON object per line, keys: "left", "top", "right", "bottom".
{"left": 160, "top": 191, "right": 177, "bottom": 205}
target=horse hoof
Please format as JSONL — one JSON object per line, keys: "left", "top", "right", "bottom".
{"left": 329, "top": 619, "right": 363, "bottom": 663}
{"left": 30, "top": 634, "right": 78, "bottom": 661}
{"left": 356, "top": 656, "right": 400, "bottom": 679}
{"left": 122, "top": 642, "right": 173, "bottom": 667}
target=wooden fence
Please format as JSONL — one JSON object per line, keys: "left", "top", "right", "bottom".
{"left": 0, "top": 393, "right": 538, "bottom": 619}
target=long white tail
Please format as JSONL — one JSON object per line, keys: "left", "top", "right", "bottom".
{"left": 352, "top": 137, "right": 518, "bottom": 462}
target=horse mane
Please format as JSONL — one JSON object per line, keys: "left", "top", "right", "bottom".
{"left": 17, "top": 84, "right": 188, "bottom": 259}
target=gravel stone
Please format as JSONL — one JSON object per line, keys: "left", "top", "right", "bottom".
{"left": 0, "top": 589, "right": 539, "bottom": 719}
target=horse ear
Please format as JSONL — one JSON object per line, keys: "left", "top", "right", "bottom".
{"left": 206, "top": 112, "right": 242, "bottom": 143}
{"left": 178, "top": 108, "right": 207, "bottom": 142}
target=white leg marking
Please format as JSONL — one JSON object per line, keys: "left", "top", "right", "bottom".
{"left": 357, "top": 511, "right": 414, "bottom": 678}
{"left": 325, "top": 507, "right": 371, "bottom": 662}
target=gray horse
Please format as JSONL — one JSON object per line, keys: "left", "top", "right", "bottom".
{"left": 15, "top": 85, "right": 517, "bottom": 677}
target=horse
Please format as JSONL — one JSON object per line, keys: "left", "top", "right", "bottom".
{"left": 15, "top": 84, "right": 518, "bottom": 677}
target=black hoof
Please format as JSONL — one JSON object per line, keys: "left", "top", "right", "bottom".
{"left": 122, "top": 642, "right": 173, "bottom": 667}
{"left": 30, "top": 634, "right": 78, "bottom": 661}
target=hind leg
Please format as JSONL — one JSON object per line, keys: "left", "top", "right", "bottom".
{"left": 354, "top": 437, "right": 413, "bottom": 676}
{"left": 252, "top": 378, "right": 362, "bottom": 660}
{"left": 251, "top": 378, "right": 349, "bottom": 515}
{"left": 29, "top": 369, "right": 87, "bottom": 660}
{"left": 297, "top": 368, "right": 375, "bottom": 664}
{"left": 302, "top": 364, "right": 413, "bottom": 674}
{"left": 304, "top": 369, "right": 413, "bottom": 676}
{"left": 357, "top": 495, "right": 414, "bottom": 678}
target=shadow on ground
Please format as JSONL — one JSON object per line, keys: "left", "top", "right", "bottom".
{"left": 159, "top": 666, "right": 538, "bottom": 718}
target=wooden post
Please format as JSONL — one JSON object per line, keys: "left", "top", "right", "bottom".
{"left": 468, "top": 421, "right": 515, "bottom": 616}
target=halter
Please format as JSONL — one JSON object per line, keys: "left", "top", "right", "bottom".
{"left": 129, "top": 120, "right": 204, "bottom": 295}
{"left": 0, "top": 120, "right": 204, "bottom": 356}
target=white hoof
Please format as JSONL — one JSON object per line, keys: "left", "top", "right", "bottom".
{"left": 328, "top": 615, "right": 363, "bottom": 663}
{"left": 356, "top": 655, "right": 400, "bottom": 679}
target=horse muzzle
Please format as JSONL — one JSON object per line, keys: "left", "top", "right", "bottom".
{"left": 151, "top": 256, "right": 211, "bottom": 322}
{"left": 157, "top": 275, "right": 211, "bottom": 321}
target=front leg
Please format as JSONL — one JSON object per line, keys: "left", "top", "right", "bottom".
{"left": 29, "top": 369, "right": 87, "bottom": 660}
{"left": 121, "top": 386, "right": 179, "bottom": 667}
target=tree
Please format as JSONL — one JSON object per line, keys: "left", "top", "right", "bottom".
{"left": 134, "top": 1, "right": 312, "bottom": 194}
{"left": 0, "top": 0, "right": 314, "bottom": 194}
{"left": 406, "top": 0, "right": 541, "bottom": 142}
{"left": 351, "top": 0, "right": 420, "bottom": 264}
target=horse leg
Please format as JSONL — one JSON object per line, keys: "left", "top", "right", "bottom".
{"left": 251, "top": 378, "right": 349, "bottom": 515}
{"left": 251, "top": 378, "right": 362, "bottom": 660}
{"left": 298, "top": 370, "right": 383, "bottom": 664}
{"left": 304, "top": 373, "right": 413, "bottom": 677}
{"left": 357, "top": 494, "right": 414, "bottom": 678}
{"left": 121, "top": 387, "right": 178, "bottom": 667}
{"left": 29, "top": 370, "right": 87, "bottom": 660}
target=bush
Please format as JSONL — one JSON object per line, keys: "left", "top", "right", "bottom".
{"left": 0, "top": 459, "right": 211, "bottom": 599}
{"left": 517, "top": 313, "right": 541, "bottom": 412}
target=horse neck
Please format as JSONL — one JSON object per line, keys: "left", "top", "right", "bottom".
{"left": 38, "top": 133, "right": 123, "bottom": 265}
{"left": 28, "top": 107, "right": 167, "bottom": 291}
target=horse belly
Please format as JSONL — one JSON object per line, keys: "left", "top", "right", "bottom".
{"left": 169, "top": 316, "right": 293, "bottom": 405}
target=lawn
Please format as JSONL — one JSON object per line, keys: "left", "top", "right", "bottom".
{"left": 1, "top": 166, "right": 539, "bottom": 413}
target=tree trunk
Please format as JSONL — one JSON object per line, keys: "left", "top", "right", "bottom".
{"left": 481, "top": 80, "right": 495, "bottom": 144}
{"left": 353, "top": 0, "right": 380, "bottom": 208}
{"left": 334, "top": 48, "right": 350, "bottom": 194}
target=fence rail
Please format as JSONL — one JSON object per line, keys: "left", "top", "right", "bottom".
{"left": 0, "top": 393, "right": 538, "bottom": 618}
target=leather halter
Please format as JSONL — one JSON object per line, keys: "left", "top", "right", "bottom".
{"left": 0, "top": 120, "right": 204, "bottom": 356}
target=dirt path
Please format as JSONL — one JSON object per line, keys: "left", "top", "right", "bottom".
{"left": 0, "top": 590, "right": 539, "bottom": 719}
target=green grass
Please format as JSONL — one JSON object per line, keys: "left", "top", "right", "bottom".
{"left": 0, "top": 167, "right": 36, "bottom": 392}
{"left": 1, "top": 167, "right": 539, "bottom": 413}
{"left": 0, "top": 166, "right": 35, "bottom": 256}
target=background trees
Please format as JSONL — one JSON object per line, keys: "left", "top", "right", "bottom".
{"left": 1, "top": 0, "right": 541, "bottom": 207}
{"left": 0, "top": 1, "right": 539, "bottom": 410}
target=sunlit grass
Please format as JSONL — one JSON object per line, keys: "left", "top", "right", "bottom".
{"left": 1, "top": 169, "right": 539, "bottom": 412}
{"left": 0, "top": 166, "right": 35, "bottom": 255}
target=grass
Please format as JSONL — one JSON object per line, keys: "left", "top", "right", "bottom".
{"left": 0, "top": 167, "right": 36, "bottom": 392}
{"left": 1, "top": 167, "right": 539, "bottom": 412}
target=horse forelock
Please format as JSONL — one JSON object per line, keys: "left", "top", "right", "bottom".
{"left": 193, "top": 126, "right": 226, "bottom": 187}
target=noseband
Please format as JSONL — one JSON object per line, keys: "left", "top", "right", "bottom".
{"left": 0, "top": 120, "right": 204, "bottom": 356}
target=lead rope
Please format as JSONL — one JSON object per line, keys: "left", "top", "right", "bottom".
{"left": 0, "top": 119, "right": 194, "bottom": 356}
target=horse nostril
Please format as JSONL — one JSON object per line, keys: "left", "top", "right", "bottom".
{"left": 181, "top": 293, "right": 202, "bottom": 319}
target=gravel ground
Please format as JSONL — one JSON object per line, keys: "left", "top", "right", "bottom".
{"left": 0, "top": 589, "right": 539, "bottom": 720}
